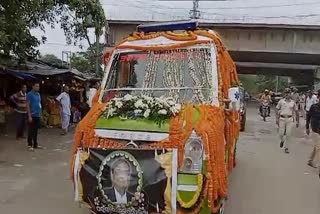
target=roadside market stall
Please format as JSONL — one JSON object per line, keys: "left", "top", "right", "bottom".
{"left": 0, "top": 55, "right": 98, "bottom": 128}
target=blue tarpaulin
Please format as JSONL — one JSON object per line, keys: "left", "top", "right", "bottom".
{"left": 5, "top": 69, "right": 36, "bottom": 80}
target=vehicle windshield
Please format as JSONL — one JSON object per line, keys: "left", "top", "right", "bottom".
{"left": 102, "top": 48, "right": 215, "bottom": 104}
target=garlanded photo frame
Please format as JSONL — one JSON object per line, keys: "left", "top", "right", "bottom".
{"left": 74, "top": 148, "right": 177, "bottom": 214}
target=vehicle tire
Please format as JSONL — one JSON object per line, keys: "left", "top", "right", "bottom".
{"left": 240, "top": 114, "right": 246, "bottom": 132}
{"left": 262, "top": 109, "right": 267, "bottom": 121}
{"left": 240, "top": 112, "right": 247, "bottom": 132}
{"left": 240, "top": 123, "right": 245, "bottom": 132}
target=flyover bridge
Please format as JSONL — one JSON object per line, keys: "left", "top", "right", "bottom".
{"left": 205, "top": 23, "right": 320, "bottom": 82}
{"left": 103, "top": 0, "right": 320, "bottom": 89}
{"left": 106, "top": 22, "right": 319, "bottom": 87}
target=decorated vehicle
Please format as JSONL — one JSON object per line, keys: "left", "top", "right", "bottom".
{"left": 71, "top": 21, "right": 240, "bottom": 214}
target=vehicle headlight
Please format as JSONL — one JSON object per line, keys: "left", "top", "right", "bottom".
{"left": 181, "top": 136, "right": 203, "bottom": 173}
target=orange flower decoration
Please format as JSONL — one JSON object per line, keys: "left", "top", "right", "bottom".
{"left": 71, "top": 29, "right": 240, "bottom": 212}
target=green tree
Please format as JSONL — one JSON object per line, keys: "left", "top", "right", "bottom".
{"left": 40, "top": 54, "right": 63, "bottom": 67}
{"left": 70, "top": 43, "right": 104, "bottom": 75}
{"left": 0, "top": 0, "right": 59, "bottom": 60}
{"left": 239, "top": 74, "right": 258, "bottom": 94}
{"left": 239, "top": 74, "right": 289, "bottom": 95}
{"left": 0, "top": 0, "right": 106, "bottom": 66}
{"left": 60, "top": 0, "right": 105, "bottom": 47}
{"left": 70, "top": 54, "right": 91, "bottom": 73}
{"left": 256, "top": 75, "right": 288, "bottom": 92}
{"left": 60, "top": 0, "right": 106, "bottom": 74}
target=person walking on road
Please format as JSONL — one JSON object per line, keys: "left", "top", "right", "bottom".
{"left": 56, "top": 85, "right": 71, "bottom": 135}
{"left": 10, "top": 84, "right": 28, "bottom": 140}
{"left": 298, "top": 92, "right": 306, "bottom": 119}
{"left": 305, "top": 90, "right": 318, "bottom": 121}
{"left": 306, "top": 89, "right": 320, "bottom": 178}
{"left": 87, "top": 82, "right": 100, "bottom": 108}
{"left": 291, "top": 87, "right": 300, "bottom": 127}
{"left": 276, "top": 88, "right": 299, "bottom": 154}
{"left": 27, "top": 82, "right": 42, "bottom": 151}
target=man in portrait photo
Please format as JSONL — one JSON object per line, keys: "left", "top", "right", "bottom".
{"left": 104, "top": 158, "right": 134, "bottom": 204}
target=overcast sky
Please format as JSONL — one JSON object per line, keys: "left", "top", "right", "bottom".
{"left": 33, "top": 0, "right": 320, "bottom": 58}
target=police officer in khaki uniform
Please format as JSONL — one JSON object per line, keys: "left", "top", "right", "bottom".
{"left": 276, "top": 88, "right": 299, "bottom": 154}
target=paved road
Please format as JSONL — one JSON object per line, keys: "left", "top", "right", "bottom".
{"left": 225, "top": 105, "right": 320, "bottom": 214}
{"left": 0, "top": 105, "right": 319, "bottom": 214}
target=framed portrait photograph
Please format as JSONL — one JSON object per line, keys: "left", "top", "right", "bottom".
{"left": 74, "top": 148, "right": 178, "bottom": 214}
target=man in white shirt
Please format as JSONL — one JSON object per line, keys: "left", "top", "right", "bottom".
{"left": 56, "top": 86, "right": 71, "bottom": 135}
{"left": 87, "top": 82, "right": 100, "bottom": 108}
{"left": 104, "top": 158, "right": 133, "bottom": 204}
{"left": 276, "top": 88, "right": 298, "bottom": 154}
{"left": 306, "top": 90, "right": 318, "bottom": 115}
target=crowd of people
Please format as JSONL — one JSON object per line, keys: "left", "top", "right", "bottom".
{"left": 0, "top": 81, "right": 100, "bottom": 151}
{"left": 259, "top": 87, "right": 320, "bottom": 178}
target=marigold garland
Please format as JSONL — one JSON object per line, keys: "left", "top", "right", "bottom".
{"left": 116, "top": 40, "right": 211, "bottom": 52}
{"left": 130, "top": 31, "right": 198, "bottom": 42}
{"left": 71, "top": 29, "right": 241, "bottom": 211}
{"left": 144, "top": 105, "right": 229, "bottom": 212}
{"left": 225, "top": 110, "right": 240, "bottom": 172}
{"left": 163, "top": 31, "right": 198, "bottom": 41}
{"left": 144, "top": 105, "right": 194, "bottom": 168}
{"left": 193, "top": 106, "right": 228, "bottom": 212}
{"left": 91, "top": 87, "right": 102, "bottom": 106}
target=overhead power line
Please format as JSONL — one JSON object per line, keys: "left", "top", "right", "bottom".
{"left": 102, "top": 0, "right": 320, "bottom": 21}
{"left": 101, "top": 1, "right": 320, "bottom": 10}
{"left": 209, "top": 1, "right": 320, "bottom": 10}
{"left": 201, "top": 12, "right": 320, "bottom": 20}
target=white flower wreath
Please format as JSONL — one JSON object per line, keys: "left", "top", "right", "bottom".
{"left": 103, "top": 95, "right": 182, "bottom": 126}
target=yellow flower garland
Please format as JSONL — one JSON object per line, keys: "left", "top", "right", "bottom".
{"left": 176, "top": 174, "right": 203, "bottom": 208}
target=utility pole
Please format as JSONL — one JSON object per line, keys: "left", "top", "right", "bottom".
{"left": 62, "top": 51, "right": 71, "bottom": 69}
{"left": 189, "top": 0, "right": 200, "bottom": 19}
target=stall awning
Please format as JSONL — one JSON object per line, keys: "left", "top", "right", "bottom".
{"left": 5, "top": 69, "right": 36, "bottom": 80}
